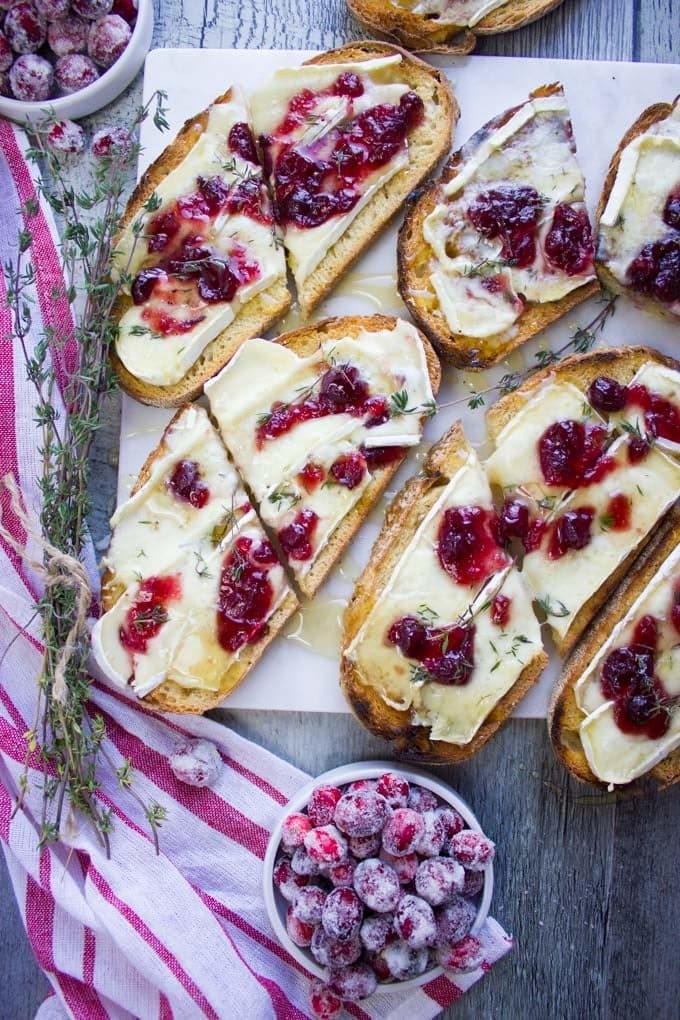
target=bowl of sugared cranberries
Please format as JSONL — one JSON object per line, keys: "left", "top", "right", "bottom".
{"left": 0, "top": 0, "right": 153, "bottom": 124}
{"left": 263, "top": 762, "right": 495, "bottom": 1011}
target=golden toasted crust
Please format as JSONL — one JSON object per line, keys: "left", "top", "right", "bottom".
{"left": 346, "top": 0, "right": 565, "bottom": 53}
{"left": 340, "top": 421, "right": 548, "bottom": 763}
{"left": 397, "top": 83, "right": 600, "bottom": 369}
{"left": 486, "top": 345, "right": 680, "bottom": 656}
{"left": 110, "top": 87, "right": 292, "bottom": 408}
{"left": 595, "top": 96, "right": 680, "bottom": 324}
{"left": 258, "top": 314, "right": 441, "bottom": 599}
{"left": 549, "top": 507, "right": 680, "bottom": 790}
{"left": 296, "top": 41, "right": 458, "bottom": 315}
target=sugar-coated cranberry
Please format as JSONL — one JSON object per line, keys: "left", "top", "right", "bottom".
{"left": 304, "top": 824, "right": 348, "bottom": 865}
{"left": 415, "top": 857, "right": 465, "bottom": 907}
{"left": 55, "top": 53, "right": 98, "bottom": 93}
{"left": 308, "top": 785, "right": 342, "bottom": 827}
{"left": 382, "top": 808, "right": 424, "bottom": 857}
{"left": 449, "top": 830, "right": 495, "bottom": 871}
{"left": 437, "top": 934, "right": 484, "bottom": 973}
{"left": 435, "top": 897, "right": 477, "bottom": 946}
{"left": 353, "top": 858, "right": 400, "bottom": 913}
{"left": 322, "top": 887, "right": 363, "bottom": 941}
{"left": 286, "top": 904, "right": 315, "bottom": 947}
{"left": 34, "top": 0, "right": 69, "bottom": 19}
{"left": 407, "top": 785, "right": 438, "bottom": 813}
{"left": 376, "top": 941, "right": 429, "bottom": 981}
{"left": 543, "top": 204, "right": 594, "bottom": 276}
{"left": 380, "top": 849, "right": 418, "bottom": 885}
{"left": 588, "top": 375, "right": 627, "bottom": 413}
{"left": 71, "top": 0, "right": 113, "bottom": 18}
{"left": 111, "top": 0, "right": 137, "bottom": 23}
{"left": 47, "top": 14, "right": 88, "bottom": 55}
{"left": 280, "top": 811, "right": 312, "bottom": 850}
{"left": 168, "top": 738, "right": 222, "bottom": 788}
{"left": 87, "top": 13, "right": 130, "bottom": 67}
{"left": 348, "top": 833, "right": 381, "bottom": 860}
{"left": 436, "top": 806, "right": 466, "bottom": 842}
{"left": 0, "top": 30, "right": 11, "bottom": 71}
{"left": 291, "top": 846, "right": 321, "bottom": 877}
{"left": 360, "top": 913, "right": 394, "bottom": 953}
{"left": 91, "top": 125, "right": 131, "bottom": 158}
{"left": 9, "top": 53, "right": 53, "bottom": 100}
{"left": 327, "top": 858, "right": 356, "bottom": 888}
{"left": 45, "top": 118, "right": 85, "bottom": 154}
{"left": 346, "top": 779, "right": 374, "bottom": 794}
{"left": 394, "top": 894, "right": 437, "bottom": 949}
{"left": 375, "top": 772, "right": 409, "bottom": 808}
{"left": 292, "top": 884, "right": 327, "bottom": 926}
{"left": 327, "top": 963, "right": 377, "bottom": 1003}
{"left": 627, "top": 236, "right": 680, "bottom": 305}
{"left": 4, "top": 3, "right": 46, "bottom": 55}
{"left": 309, "top": 979, "right": 343, "bottom": 1020}
{"left": 311, "top": 926, "right": 362, "bottom": 968}
{"left": 333, "top": 789, "right": 389, "bottom": 837}
{"left": 273, "top": 857, "right": 309, "bottom": 901}
{"left": 664, "top": 189, "right": 680, "bottom": 230}
{"left": 414, "top": 811, "right": 446, "bottom": 858}
{"left": 462, "top": 869, "right": 485, "bottom": 898}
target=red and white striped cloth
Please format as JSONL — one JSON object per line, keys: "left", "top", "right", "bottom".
{"left": 0, "top": 118, "right": 512, "bottom": 1020}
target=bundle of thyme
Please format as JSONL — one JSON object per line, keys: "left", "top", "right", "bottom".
{"left": 1, "top": 93, "right": 170, "bottom": 854}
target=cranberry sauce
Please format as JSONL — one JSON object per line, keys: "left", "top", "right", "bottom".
{"left": 436, "top": 505, "right": 508, "bottom": 587}
{"left": 256, "top": 363, "right": 387, "bottom": 447}
{"left": 467, "top": 185, "right": 543, "bottom": 269}
{"left": 167, "top": 459, "right": 210, "bottom": 509}
{"left": 387, "top": 616, "right": 476, "bottom": 686}
{"left": 330, "top": 451, "right": 367, "bottom": 489}
{"left": 360, "top": 444, "right": 405, "bottom": 469}
{"left": 589, "top": 372, "right": 680, "bottom": 452}
{"left": 119, "top": 574, "right": 182, "bottom": 655}
{"left": 228, "top": 122, "right": 260, "bottom": 165}
{"left": 263, "top": 73, "right": 424, "bottom": 230}
{"left": 603, "top": 492, "right": 631, "bottom": 531}
{"left": 543, "top": 204, "right": 594, "bottom": 276}
{"left": 599, "top": 613, "right": 671, "bottom": 740}
{"left": 490, "top": 593, "right": 511, "bottom": 628}
{"left": 297, "top": 462, "right": 325, "bottom": 492}
{"left": 216, "top": 535, "right": 278, "bottom": 652}
{"left": 664, "top": 189, "right": 680, "bottom": 230}
{"left": 538, "top": 419, "right": 614, "bottom": 489}
{"left": 627, "top": 236, "right": 680, "bottom": 305}
{"left": 278, "top": 508, "right": 319, "bottom": 562}
{"left": 547, "top": 506, "right": 595, "bottom": 559}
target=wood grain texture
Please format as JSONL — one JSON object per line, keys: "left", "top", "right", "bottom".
{"left": 2, "top": 2, "right": 680, "bottom": 1019}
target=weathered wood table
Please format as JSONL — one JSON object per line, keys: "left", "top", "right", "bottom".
{"left": 2, "top": 1, "right": 679, "bottom": 1018}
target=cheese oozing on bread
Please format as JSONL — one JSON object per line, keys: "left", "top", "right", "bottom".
{"left": 390, "top": 0, "right": 511, "bottom": 27}
{"left": 609, "top": 361, "right": 680, "bottom": 459}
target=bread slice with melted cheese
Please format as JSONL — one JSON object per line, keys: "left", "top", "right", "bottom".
{"left": 341, "top": 422, "right": 547, "bottom": 763}
{"left": 595, "top": 96, "right": 680, "bottom": 323}
{"left": 398, "top": 83, "right": 600, "bottom": 369}
{"left": 346, "top": 0, "right": 565, "bottom": 54}
{"left": 549, "top": 509, "right": 680, "bottom": 790}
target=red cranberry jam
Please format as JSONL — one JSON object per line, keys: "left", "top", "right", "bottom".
{"left": 490, "top": 593, "right": 511, "bottom": 628}
{"left": 167, "top": 459, "right": 210, "bottom": 508}
{"left": 228, "top": 122, "right": 260, "bottom": 165}
{"left": 278, "top": 508, "right": 319, "bottom": 562}
{"left": 603, "top": 493, "right": 631, "bottom": 531}
{"left": 548, "top": 506, "right": 595, "bottom": 559}
{"left": 627, "top": 236, "right": 680, "bottom": 305}
{"left": 498, "top": 498, "right": 547, "bottom": 554}
{"left": 587, "top": 376, "right": 627, "bottom": 413}
{"left": 543, "top": 204, "right": 594, "bottom": 276}
{"left": 330, "top": 451, "right": 367, "bottom": 489}
{"left": 387, "top": 616, "right": 476, "bottom": 686}
{"left": 360, "top": 444, "right": 405, "bottom": 469}
{"left": 298, "top": 462, "right": 325, "bottom": 492}
{"left": 600, "top": 614, "right": 671, "bottom": 740}
{"left": 467, "top": 185, "right": 543, "bottom": 269}
{"left": 119, "top": 574, "right": 182, "bottom": 655}
{"left": 663, "top": 189, "right": 680, "bottom": 230}
{"left": 590, "top": 373, "right": 680, "bottom": 454}
{"left": 437, "top": 506, "right": 508, "bottom": 587}
{"left": 217, "top": 535, "right": 278, "bottom": 652}
{"left": 538, "top": 420, "right": 614, "bottom": 489}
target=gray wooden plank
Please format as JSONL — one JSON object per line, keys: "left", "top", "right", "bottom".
{"left": 0, "top": 849, "right": 50, "bottom": 1019}
{"left": 636, "top": 0, "right": 680, "bottom": 63}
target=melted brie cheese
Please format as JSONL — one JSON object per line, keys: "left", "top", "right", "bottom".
{"left": 391, "top": 0, "right": 511, "bottom": 27}
{"left": 610, "top": 361, "right": 680, "bottom": 458}
{"left": 521, "top": 437, "right": 680, "bottom": 639}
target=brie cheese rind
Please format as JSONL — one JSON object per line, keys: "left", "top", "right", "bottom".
{"left": 422, "top": 91, "right": 596, "bottom": 339}
{"left": 250, "top": 55, "right": 413, "bottom": 289}
{"left": 104, "top": 405, "right": 249, "bottom": 593}
{"left": 390, "top": 0, "right": 511, "bottom": 27}
{"left": 573, "top": 544, "right": 680, "bottom": 785}
{"left": 344, "top": 449, "right": 543, "bottom": 745}
{"left": 598, "top": 100, "right": 680, "bottom": 316}
{"left": 113, "top": 88, "right": 287, "bottom": 387}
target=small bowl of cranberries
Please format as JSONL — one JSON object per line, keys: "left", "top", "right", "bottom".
{"left": 263, "top": 761, "right": 495, "bottom": 1012}
{"left": 0, "top": 0, "right": 153, "bottom": 125}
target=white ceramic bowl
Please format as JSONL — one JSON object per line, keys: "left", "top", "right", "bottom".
{"left": 263, "top": 760, "right": 494, "bottom": 993}
{"left": 0, "top": 1, "right": 154, "bottom": 125}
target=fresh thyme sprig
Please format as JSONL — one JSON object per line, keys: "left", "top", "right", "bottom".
{"left": 2, "top": 91, "right": 170, "bottom": 854}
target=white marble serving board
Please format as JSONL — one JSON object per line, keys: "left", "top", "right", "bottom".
{"left": 117, "top": 48, "right": 680, "bottom": 715}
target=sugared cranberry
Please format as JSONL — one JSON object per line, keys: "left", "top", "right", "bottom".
{"left": 285, "top": 904, "right": 315, "bottom": 947}
{"left": 544, "top": 204, "right": 594, "bottom": 276}
{"left": 91, "top": 125, "right": 131, "bottom": 158}
{"left": 376, "top": 941, "right": 429, "bottom": 981}
{"left": 407, "top": 786, "right": 438, "bottom": 813}
{"left": 467, "top": 184, "right": 543, "bottom": 268}
{"left": 375, "top": 772, "right": 409, "bottom": 808}
{"left": 414, "top": 811, "right": 446, "bottom": 857}
{"left": 449, "top": 830, "right": 495, "bottom": 871}
{"left": 435, "top": 805, "right": 466, "bottom": 842}
{"left": 169, "top": 738, "right": 222, "bottom": 788}
{"left": 382, "top": 808, "right": 424, "bottom": 856}
{"left": 291, "top": 846, "right": 320, "bottom": 877}
{"left": 216, "top": 536, "right": 275, "bottom": 652}
{"left": 327, "top": 858, "right": 356, "bottom": 888}
{"left": 273, "top": 857, "right": 308, "bottom": 901}
{"left": 278, "top": 508, "right": 318, "bottom": 562}
{"left": 345, "top": 779, "right": 374, "bottom": 794}
{"left": 322, "top": 887, "right": 363, "bottom": 941}
{"left": 329, "top": 450, "right": 366, "bottom": 489}
{"left": 415, "top": 857, "right": 465, "bottom": 907}
{"left": 0, "top": 30, "right": 11, "bottom": 71}
{"left": 437, "top": 505, "right": 507, "bottom": 586}
{"left": 360, "top": 912, "right": 394, "bottom": 953}
{"left": 308, "top": 785, "right": 342, "bottom": 827}
{"left": 435, "top": 897, "right": 477, "bottom": 946}
{"left": 311, "top": 926, "right": 362, "bottom": 968}
{"left": 47, "top": 15, "right": 88, "bottom": 55}
{"left": 34, "top": 0, "right": 70, "bottom": 19}
{"left": 627, "top": 236, "right": 680, "bottom": 305}
{"left": 45, "top": 119, "right": 85, "bottom": 154}
{"left": 333, "top": 789, "right": 389, "bottom": 837}
{"left": 664, "top": 189, "right": 680, "bottom": 230}
{"left": 71, "top": 0, "right": 113, "bottom": 18}
{"left": 394, "top": 894, "right": 436, "bottom": 949}
{"left": 380, "top": 849, "right": 418, "bottom": 885}
{"left": 333, "top": 70, "right": 363, "bottom": 98}
{"left": 111, "top": 0, "right": 137, "bottom": 23}
{"left": 437, "top": 934, "right": 484, "bottom": 973}
{"left": 353, "top": 858, "right": 400, "bottom": 913}
{"left": 292, "top": 885, "right": 326, "bottom": 925}
{"left": 538, "top": 420, "right": 611, "bottom": 489}
{"left": 587, "top": 376, "right": 627, "bottom": 412}
{"left": 9, "top": 53, "right": 53, "bottom": 100}
{"left": 462, "top": 869, "right": 485, "bottom": 898}
{"left": 4, "top": 3, "right": 46, "bottom": 55}
{"left": 55, "top": 53, "right": 98, "bottom": 93}
{"left": 280, "top": 812, "right": 312, "bottom": 850}
{"left": 87, "top": 13, "right": 131, "bottom": 68}
{"left": 167, "top": 459, "right": 210, "bottom": 509}
{"left": 309, "top": 980, "right": 343, "bottom": 1020}
{"left": 549, "top": 506, "right": 595, "bottom": 558}
{"left": 304, "top": 824, "right": 348, "bottom": 865}
{"left": 119, "top": 574, "right": 181, "bottom": 654}
{"left": 348, "top": 833, "right": 381, "bottom": 860}
{"left": 327, "top": 963, "right": 377, "bottom": 1002}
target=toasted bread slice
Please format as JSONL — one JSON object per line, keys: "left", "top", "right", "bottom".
{"left": 110, "top": 86, "right": 292, "bottom": 408}
{"left": 255, "top": 41, "right": 457, "bottom": 316}
{"left": 595, "top": 96, "right": 680, "bottom": 323}
{"left": 347, "top": 0, "right": 565, "bottom": 53}
{"left": 549, "top": 507, "right": 680, "bottom": 790}
{"left": 398, "top": 83, "right": 600, "bottom": 369}
{"left": 487, "top": 345, "right": 680, "bottom": 656}
{"left": 341, "top": 422, "right": 547, "bottom": 763}
{"left": 205, "top": 314, "right": 441, "bottom": 600}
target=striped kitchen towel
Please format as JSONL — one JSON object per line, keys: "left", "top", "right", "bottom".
{"left": 0, "top": 118, "right": 512, "bottom": 1020}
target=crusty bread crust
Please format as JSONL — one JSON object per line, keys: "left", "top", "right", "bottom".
{"left": 549, "top": 506, "right": 680, "bottom": 790}
{"left": 100, "top": 404, "right": 299, "bottom": 714}
{"left": 595, "top": 96, "right": 680, "bottom": 324}
{"left": 397, "top": 82, "right": 600, "bottom": 369}
{"left": 110, "top": 87, "right": 292, "bottom": 408}
{"left": 346, "top": 0, "right": 565, "bottom": 53}
{"left": 486, "top": 344, "right": 680, "bottom": 656}
{"left": 251, "top": 314, "right": 441, "bottom": 599}
{"left": 340, "top": 421, "right": 548, "bottom": 763}
{"left": 296, "top": 41, "right": 458, "bottom": 314}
